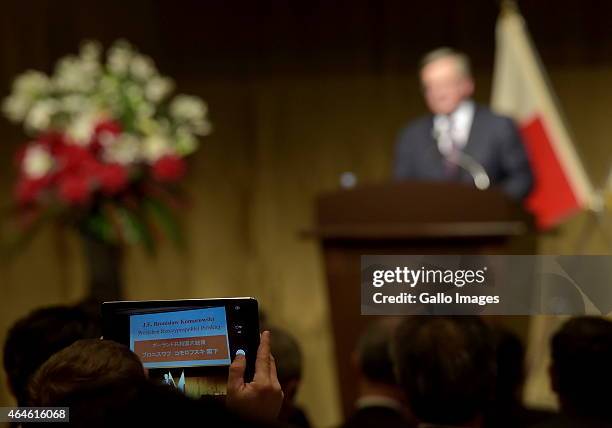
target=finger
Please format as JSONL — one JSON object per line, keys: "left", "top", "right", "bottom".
{"left": 269, "top": 354, "right": 281, "bottom": 388}
{"left": 227, "top": 352, "right": 246, "bottom": 392}
{"left": 254, "top": 330, "right": 271, "bottom": 383}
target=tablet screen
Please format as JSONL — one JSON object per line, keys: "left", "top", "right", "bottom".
{"left": 129, "top": 307, "right": 232, "bottom": 369}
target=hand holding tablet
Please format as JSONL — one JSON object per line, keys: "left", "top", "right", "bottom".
{"left": 226, "top": 331, "right": 284, "bottom": 422}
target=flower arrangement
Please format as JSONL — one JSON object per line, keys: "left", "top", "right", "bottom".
{"left": 2, "top": 40, "right": 210, "bottom": 249}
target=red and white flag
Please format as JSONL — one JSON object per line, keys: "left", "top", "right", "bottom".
{"left": 491, "top": 6, "right": 593, "bottom": 229}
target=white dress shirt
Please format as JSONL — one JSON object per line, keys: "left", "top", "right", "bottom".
{"left": 433, "top": 99, "right": 475, "bottom": 153}
{"left": 355, "top": 395, "right": 404, "bottom": 412}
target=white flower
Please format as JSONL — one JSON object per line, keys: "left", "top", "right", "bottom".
{"left": 190, "top": 118, "right": 212, "bottom": 136}
{"left": 107, "top": 41, "right": 133, "bottom": 75}
{"left": 145, "top": 77, "right": 174, "bottom": 103}
{"left": 102, "top": 133, "right": 140, "bottom": 165}
{"left": 2, "top": 94, "right": 31, "bottom": 122}
{"left": 2, "top": 71, "right": 51, "bottom": 122}
{"left": 61, "top": 94, "right": 90, "bottom": 114}
{"left": 130, "top": 55, "right": 156, "bottom": 80}
{"left": 174, "top": 127, "right": 199, "bottom": 156}
{"left": 98, "top": 74, "right": 121, "bottom": 103}
{"left": 79, "top": 40, "right": 101, "bottom": 62}
{"left": 22, "top": 145, "right": 54, "bottom": 178}
{"left": 54, "top": 56, "right": 97, "bottom": 92}
{"left": 169, "top": 95, "right": 211, "bottom": 135}
{"left": 142, "top": 134, "right": 172, "bottom": 163}
{"left": 13, "top": 70, "right": 51, "bottom": 96}
{"left": 3, "top": 39, "right": 211, "bottom": 163}
{"left": 169, "top": 95, "right": 207, "bottom": 122}
{"left": 98, "top": 129, "right": 120, "bottom": 147}
{"left": 80, "top": 57, "right": 101, "bottom": 79}
{"left": 124, "top": 83, "right": 155, "bottom": 118}
{"left": 25, "top": 99, "right": 59, "bottom": 131}
{"left": 78, "top": 41, "right": 102, "bottom": 79}
{"left": 66, "top": 110, "right": 99, "bottom": 145}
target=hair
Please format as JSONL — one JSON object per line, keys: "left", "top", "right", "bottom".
{"left": 420, "top": 47, "right": 472, "bottom": 78}
{"left": 493, "top": 326, "right": 525, "bottom": 403}
{"left": 551, "top": 316, "right": 612, "bottom": 419}
{"left": 26, "top": 339, "right": 252, "bottom": 428}
{"left": 3, "top": 304, "right": 101, "bottom": 406}
{"left": 27, "top": 338, "right": 145, "bottom": 406}
{"left": 268, "top": 327, "right": 303, "bottom": 385}
{"left": 391, "top": 316, "right": 496, "bottom": 426}
{"left": 356, "top": 320, "right": 398, "bottom": 386}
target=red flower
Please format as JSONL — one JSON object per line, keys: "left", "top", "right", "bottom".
{"left": 97, "top": 163, "right": 128, "bottom": 195}
{"left": 95, "top": 120, "right": 122, "bottom": 137}
{"left": 58, "top": 174, "right": 91, "bottom": 205}
{"left": 14, "top": 144, "right": 28, "bottom": 169}
{"left": 37, "top": 132, "right": 69, "bottom": 151}
{"left": 14, "top": 177, "right": 50, "bottom": 205}
{"left": 54, "top": 143, "right": 97, "bottom": 177}
{"left": 152, "top": 155, "right": 186, "bottom": 182}
{"left": 51, "top": 141, "right": 98, "bottom": 205}
{"left": 14, "top": 139, "right": 56, "bottom": 205}
{"left": 91, "top": 119, "right": 122, "bottom": 152}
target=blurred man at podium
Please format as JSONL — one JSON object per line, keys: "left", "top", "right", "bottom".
{"left": 393, "top": 48, "right": 533, "bottom": 200}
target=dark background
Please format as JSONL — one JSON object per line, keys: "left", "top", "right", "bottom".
{"left": 2, "top": 1, "right": 612, "bottom": 80}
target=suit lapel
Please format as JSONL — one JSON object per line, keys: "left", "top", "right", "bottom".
{"left": 463, "top": 105, "right": 484, "bottom": 157}
{"left": 455, "top": 105, "right": 488, "bottom": 182}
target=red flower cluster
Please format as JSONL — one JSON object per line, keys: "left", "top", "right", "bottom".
{"left": 152, "top": 155, "right": 186, "bottom": 182}
{"left": 14, "top": 119, "right": 187, "bottom": 208}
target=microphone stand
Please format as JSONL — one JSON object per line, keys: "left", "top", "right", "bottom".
{"left": 433, "top": 128, "right": 491, "bottom": 191}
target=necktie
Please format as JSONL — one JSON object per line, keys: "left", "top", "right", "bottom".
{"left": 443, "top": 116, "right": 459, "bottom": 177}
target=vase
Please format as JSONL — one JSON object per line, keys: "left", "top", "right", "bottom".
{"left": 81, "top": 232, "right": 123, "bottom": 302}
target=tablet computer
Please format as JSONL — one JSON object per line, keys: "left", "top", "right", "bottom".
{"left": 102, "top": 297, "right": 259, "bottom": 398}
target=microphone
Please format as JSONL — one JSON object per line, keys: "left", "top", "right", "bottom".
{"left": 432, "top": 126, "right": 490, "bottom": 190}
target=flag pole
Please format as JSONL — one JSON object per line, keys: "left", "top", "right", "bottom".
{"left": 575, "top": 166, "right": 612, "bottom": 252}
{"left": 498, "top": 0, "right": 519, "bottom": 15}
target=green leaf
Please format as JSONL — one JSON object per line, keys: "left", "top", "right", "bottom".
{"left": 144, "top": 197, "right": 185, "bottom": 249}
{"left": 115, "top": 205, "right": 156, "bottom": 254}
{"left": 82, "top": 210, "right": 116, "bottom": 243}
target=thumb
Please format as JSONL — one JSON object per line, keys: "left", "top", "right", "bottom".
{"left": 228, "top": 353, "right": 246, "bottom": 392}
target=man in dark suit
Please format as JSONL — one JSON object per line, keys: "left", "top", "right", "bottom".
{"left": 394, "top": 47, "right": 533, "bottom": 200}
{"left": 392, "top": 316, "right": 496, "bottom": 428}
{"left": 532, "top": 316, "right": 612, "bottom": 428}
{"left": 342, "top": 320, "right": 413, "bottom": 428}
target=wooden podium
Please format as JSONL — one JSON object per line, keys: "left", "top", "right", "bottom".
{"left": 310, "top": 181, "right": 536, "bottom": 416}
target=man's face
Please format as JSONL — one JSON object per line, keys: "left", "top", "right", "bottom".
{"left": 420, "top": 56, "right": 474, "bottom": 115}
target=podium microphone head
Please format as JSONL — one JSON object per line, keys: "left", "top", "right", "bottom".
{"left": 474, "top": 173, "right": 490, "bottom": 190}
{"left": 340, "top": 171, "right": 357, "bottom": 189}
